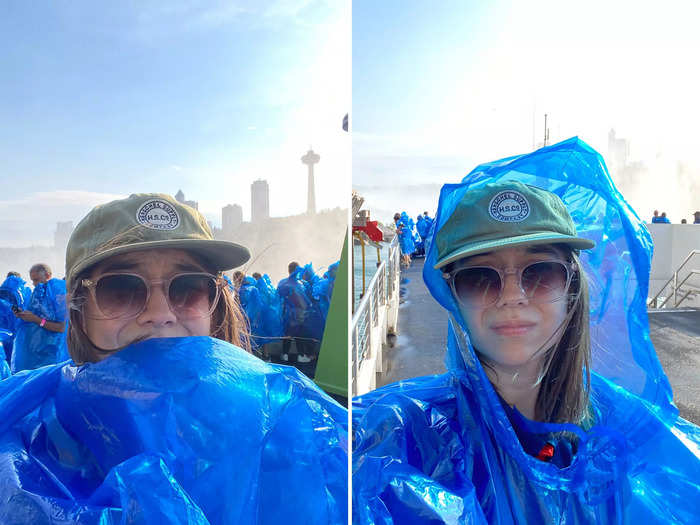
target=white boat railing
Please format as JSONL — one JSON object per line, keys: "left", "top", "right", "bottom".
{"left": 648, "top": 250, "right": 700, "bottom": 308}
{"left": 352, "top": 236, "right": 401, "bottom": 396}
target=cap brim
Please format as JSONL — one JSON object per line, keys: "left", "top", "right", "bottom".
{"left": 68, "top": 239, "right": 250, "bottom": 287}
{"left": 434, "top": 232, "right": 595, "bottom": 270}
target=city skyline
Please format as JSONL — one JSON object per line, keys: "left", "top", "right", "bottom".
{"left": 0, "top": 1, "right": 350, "bottom": 248}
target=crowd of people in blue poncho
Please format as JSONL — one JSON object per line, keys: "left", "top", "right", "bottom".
{"left": 229, "top": 259, "right": 339, "bottom": 372}
{"left": 392, "top": 211, "right": 434, "bottom": 268}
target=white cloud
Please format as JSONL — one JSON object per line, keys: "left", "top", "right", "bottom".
{"left": 0, "top": 191, "right": 125, "bottom": 248}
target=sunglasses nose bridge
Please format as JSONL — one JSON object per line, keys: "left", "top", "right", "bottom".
{"left": 496, "top": 268, "right": 529, "bottom": 306}
{"left": 137, "top": 278, "right": 177, "bottom": 322}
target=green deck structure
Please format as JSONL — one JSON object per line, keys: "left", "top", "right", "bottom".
{"left": 313, "top": 232, "right": 348, "bottom": 402}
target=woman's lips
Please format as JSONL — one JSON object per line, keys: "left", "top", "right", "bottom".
{"left": 490, "top": 322, "right": 536, "bottom": 336}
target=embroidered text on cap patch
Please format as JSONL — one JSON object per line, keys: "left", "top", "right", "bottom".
{"left": 136, "top": 199, "right": 181, "bottom": 230}
{"left": 488, "top": 190, "right": 530, "bottom": 222}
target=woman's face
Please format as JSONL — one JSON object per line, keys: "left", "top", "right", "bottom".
{"left": 454, "top": 245, "right": 569, "bottom": 373}
{"left": 82, "top": 248, "right": 213, "bottom": 354}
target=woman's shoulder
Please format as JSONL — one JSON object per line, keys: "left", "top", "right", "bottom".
{"left": 354, "top": 372, "right": 462, "bottom": 411}
{"left": 353, "top": 372, "right": 467, "bottom": 459}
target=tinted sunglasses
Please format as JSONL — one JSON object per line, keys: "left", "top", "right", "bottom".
{"left": 445, "top": 260, "right": 576, "bottom": 308}
{"left": 81, "top": 272, "right": 223, "bottom": 320}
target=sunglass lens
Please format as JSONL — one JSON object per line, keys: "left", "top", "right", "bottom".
{"left": 169, "top": 275, "right": 217, "bottom": 317}
{"left": 453, "top": 267, "right": 501, "bottom": 306}
{"left": 522, "top": 261, "right": 568, "bottom": 301}
{"left": 95, "top": 274, "right": 147, "bottom": 319}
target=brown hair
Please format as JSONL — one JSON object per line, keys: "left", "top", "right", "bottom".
{"left": 532, "top": 250, "right": 591, "bottom": 425}
{"left": 67, "top": 263, "right": 250, "bottom": 364}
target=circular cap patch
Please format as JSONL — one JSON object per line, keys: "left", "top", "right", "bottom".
{"left": 136, "top": 199, "right": 180, "bottom": 230}
{"left": 488, "top": 190, "right": 530, "bottom": 222}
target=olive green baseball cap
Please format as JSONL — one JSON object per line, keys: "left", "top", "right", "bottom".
{"left": 66, "top": 193, "right": 250, "bottom": 289}
{"left": 434, "top": 181, "right": 595, "bottom": 270}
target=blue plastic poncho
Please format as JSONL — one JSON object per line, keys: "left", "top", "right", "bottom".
{"left": 11, "top": 277, "right": 69, "bottom": 373}
{"left": 0, "top": 336, "right": 348, "bottom": 524}
{"left": 353, "top": 137, "right": 700, "bottom": 524}
{"left": 0, "top": 274, "right": 32, "bottom": 310}
{"left": 313, "top": 261, "right": 340, "bottom": 321}
{"left": 0, "top": 275, "right": 33, "bottom": 343}
{"left": 301, "top": 264, "right": 326, "bottom": 342}
{"left": 255, "top": 274, "right": 284, "bottom": 341}
{"left": 239, "top": 276, "right": 265, "bottom": 349}
{"left": 0, "top": 299, "right": 16, "bottom": 344}
{"left": 396, "top": 213, "right": 416, "bottom": 256}
{"left": 278, "top": 265, "right": 325, "bottom": 342}
{"left": 416, "top": 215, "right": 431, "bottom": 240}
{"left": 0, "top": 342, "right": 10, "bottom": 378}
{"left": 0, "top": 328, "right": 13, "bottom": 363}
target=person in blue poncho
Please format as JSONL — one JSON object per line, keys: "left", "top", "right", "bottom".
{"left": 233, "top": 272, "right": 265, "bottom": 353}
{"left": 277, "top": 262, "right": 320, "bottom": 364}
{"left": 0, "top": 272, "right": 32, "bottom": 363}
{"left": 353, "top": 138, "right": 700, "bottom": 524}
{"left": 11, "top": 263, "right": 69, "bottom": 372}
{"left": 393, "top": 212, "right": 415, "bottom": 268}
{"left": 313, "top": 261, "right": 339, "bottom": 321}
{"left": 0, "top": 192, "right": 347, "bottom": 524}
{"left": 254, "top": 273, "right": 284, "bottom": 361}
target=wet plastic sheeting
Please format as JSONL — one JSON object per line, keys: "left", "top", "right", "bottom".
{"left": 11, "top": 277, "right": 69, "bottom": 372}
{"left": 0, "top": 336, "right": 348, "bottom": 524}
{"left": 353, "top": 138, "right": 700, "bottom": 523}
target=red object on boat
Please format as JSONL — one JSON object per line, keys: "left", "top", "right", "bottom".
{"left": 353, "top": 220, "right": 383, "bottom": 242}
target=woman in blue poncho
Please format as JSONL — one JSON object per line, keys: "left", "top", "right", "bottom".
{"left": 393, "top": 212, "right": 415, "bottom": 268}
{"left": 353, "top": 138, "right": 700, "bottom": 524}
{"left": 0, "top": 193, "right": 347, "bottom": 525}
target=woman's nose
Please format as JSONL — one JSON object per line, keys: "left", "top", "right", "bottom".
{"left": 137, "top": 283, "right": 177, "bottom": 326}
{"left": 497, "top": 272, "right": 528, "bottom": 307}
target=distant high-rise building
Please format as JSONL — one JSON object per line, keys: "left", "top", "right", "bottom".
{"left": 54, "top": 222, "right": 73, "bottom": 273}
{"left": 54, "top": 221, "right": 73, "bottom": 252}
{"left": 174, "top": 189, "right": 198, "bottom": 210}
{"left": 608, "top": 129, "right": 629, "bottom": 175}
{"left": 222, "top": 204, "right": 243, "bottom": 232}
{"left": 251, "top": 180, "right": 270, "bottom": 223}
{"left": 301, "top": 148, "right": 320, "bottom": 215}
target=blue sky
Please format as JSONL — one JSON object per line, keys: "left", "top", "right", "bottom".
{"left": 1, "top": 0, "right": 349, "bottom": 247}
{"left": 353, "top": 0, "right": 700, "bottom": 224}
